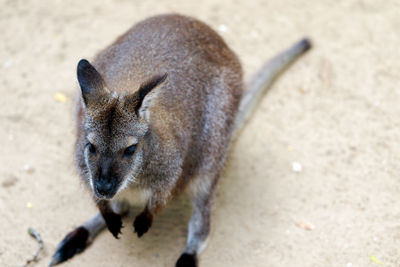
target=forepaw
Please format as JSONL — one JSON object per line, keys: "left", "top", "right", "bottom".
{"left": 133, "top": 211, "right": 153, "bottom": 238}
{"left": 104, "top": 212, "right": 123, "bottom": 239}
{"left": 49, "top": 227, "right": 89, "bottom": 266}
{"left": 176, "top": 253, "right": 197, "bottom": 267}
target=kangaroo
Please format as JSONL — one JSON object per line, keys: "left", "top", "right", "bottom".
{"left": 50, "top": 14, "right": 311, "bottom": 267}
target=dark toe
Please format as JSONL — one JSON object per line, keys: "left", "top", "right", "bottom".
{"left": 133, "top": 212, "right": 152, "bottom": 238}
{"left": 49, "top": 227, "right": 89, "bottom": 266}
{"left": 175, "top": 253, "right": 197, "bottom": 267}
{"left": 104, "top": 212, "right": 123, "bottom": 239}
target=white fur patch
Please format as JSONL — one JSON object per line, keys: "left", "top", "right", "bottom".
{"left": 138, "top": 89, "right": 159, "bottom": 122}
{"left": 198, "top": 237, "right": 209, "bottom": 255}
{"left": 127, "top": 136, "right": 139, "bottom": 146}
{"left": 84, "top": 149, "right": 95, "bottom": 192}
{"left": 140, "top": 189, "right": 152, "bottom": 202}
{"left": 87, "top": 132, "right": 96, "bottom": 144}
{"left": 118, "top": 171, "right": 137, "bottom": 193}
{"left": 117, "top": 149, "right": 143, "bottom": 194}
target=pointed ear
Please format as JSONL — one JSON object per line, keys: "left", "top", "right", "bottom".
{"left": 77, "top": 59, "right": 109, "bottom": 106}
{"left": 124, "top": 73, "right": 168, "bottom": 116}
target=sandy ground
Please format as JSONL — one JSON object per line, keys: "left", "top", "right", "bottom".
{"left": 1, "top": 0, "right": 400, "bottom": 266}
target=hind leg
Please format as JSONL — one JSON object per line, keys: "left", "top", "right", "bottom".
{"left": 49, "top": 200, "right": 130, "bottom": 266}
{"left": 176, "top": 177, "right": 217, "bottom": 267}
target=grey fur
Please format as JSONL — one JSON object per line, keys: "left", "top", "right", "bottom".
{"left": 52, "top": 14, "right": 311, "bottom": 267}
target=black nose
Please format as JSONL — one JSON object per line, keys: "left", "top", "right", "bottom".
{"left": 95, "top": 179, "right": 113, "bottom": 196}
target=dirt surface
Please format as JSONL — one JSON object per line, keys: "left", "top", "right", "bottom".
{"left": 1, "top": 0, "right": 400, "bottom": 266}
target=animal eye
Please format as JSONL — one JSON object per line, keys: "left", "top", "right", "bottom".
{"left": 87, "top": 142, "right": 96, "bottom": 154}
{"left": 124, "top": 144, "right": 136, "bottom": 157}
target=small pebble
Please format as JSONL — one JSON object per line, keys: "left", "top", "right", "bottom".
{"left": 54, "top": 93, "right": 67, "bottom": 103}
{"left": 27, "top": 202, "right": 33, "bottom": 209}
{"left": 370, "top": 255, "right": 383, "bottom": 265}
{"left": 3, "top": 60, "right": 13, "bottom": 69}
{"left": 346, "top": 263, "right": 352, "bottom": 267}
{"left": 299, "top": 87, "right": 308, "bottom": 94}
{"left": 23, "top": 164, "right": 35, "bottom": 174}
{"left": 218, "top": 24, "right": 229, "bottom": 33}
{"left": 295, "top": 221, "right": 314, "bottom": 230}
{"left": 2, "top": 175, "right": 18, "bottom": 188}
{"left": 292, "top": 162, "right": 302, "bottom": 172}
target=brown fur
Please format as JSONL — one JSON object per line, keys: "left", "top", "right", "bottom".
{"left": 51, "top": 13, "right": 311, "bottom": 267}
{"left": 61, "top": 13, "right": 311, "bottom": 267}
{"left": 74, "top": 13, "right": 242, "bottom": 266}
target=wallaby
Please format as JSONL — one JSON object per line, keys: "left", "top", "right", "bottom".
{"left": 50, "top": 14, "right": 311, "bottom": 267}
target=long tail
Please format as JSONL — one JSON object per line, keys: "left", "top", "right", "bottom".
{"left": 233, "top": 38, "right": 312, "bottom": 138}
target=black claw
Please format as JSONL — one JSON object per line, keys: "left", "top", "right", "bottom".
{"left": 176, "top": 253, "right": 197, "bottom": 267}
{"left": 133, "top": 212, "right": 152, "bottom": 238}
{"left": 104, "top": 212, "right": 123, "bottom": 239}
{"left": 49, "top": 227, "right": 89, "bottom": 266}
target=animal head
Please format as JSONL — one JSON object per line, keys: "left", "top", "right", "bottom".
{"left": 77, "top": 59, "right": 167, "bottom": 199}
